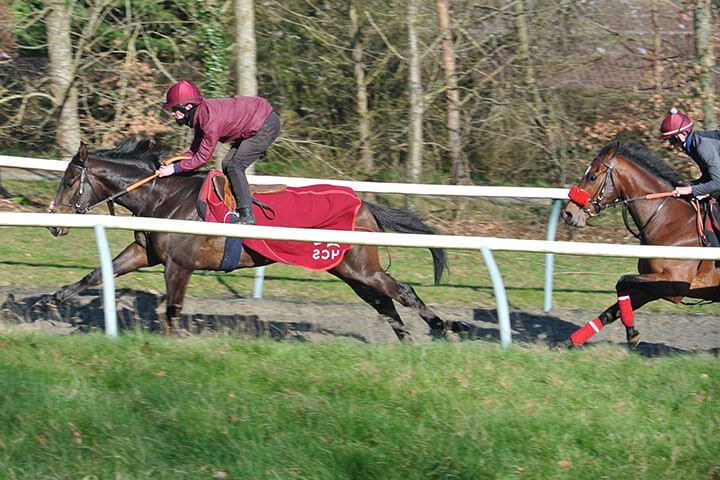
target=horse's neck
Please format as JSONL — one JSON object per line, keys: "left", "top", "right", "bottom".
{"left": 118, "top": 174, "right": 201, "bottom": 218}
{"left": 619, "top": 161, "right": 672, "bottom": 200}
{"left": 622, "top": 163, "right": 697, "bottom": 245}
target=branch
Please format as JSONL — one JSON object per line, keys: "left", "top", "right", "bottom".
{"left": 365, "top": 11, "right": 405, "bottom": 60}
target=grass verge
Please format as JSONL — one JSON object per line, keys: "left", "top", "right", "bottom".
{"left": 0, "top": 332, "right": 718, "bottom": 479}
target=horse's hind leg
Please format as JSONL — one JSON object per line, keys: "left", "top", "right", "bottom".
{"left": 570, "top": 267, "right": 694, "bottom": 348}
{"left": 338, "top": 276, "right": 411, "bottom": 341}
{"left": 331, "top": 266, "right": 447, "bottom": 339}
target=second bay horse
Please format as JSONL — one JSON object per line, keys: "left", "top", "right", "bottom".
{"left": 563, "top": 140, "right": 720, "bottom": 347}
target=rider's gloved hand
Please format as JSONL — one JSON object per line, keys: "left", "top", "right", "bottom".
{"left": 157, "top": 164, "right": 176, "bottom": 177}
{"left": 673, "top": 185, "right": 692, "bottom": 197}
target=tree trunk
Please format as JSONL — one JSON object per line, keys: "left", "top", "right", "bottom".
{"left": 651, "top": 0, "right": 663, "bottom": 92}
{"left": 350, "top": 2, "right": 373, "bottom": 178}
{"left": 514, "top": 0, "right": 564, "bottom": 182}
{"left": 436, "top": 0, "right": 470, "bottom": 185}
{"left": 45, "top": 0, "right": 81, "bottom": 159}
{"left": 406, "top": 0, "right": 423, "bottom": 190}
{"left": 232, "top": 0, "right": 258, "bottom": 173}
{"left": 236, "top": 0, "right": 258, "bottom": 96}
{"left": 694, "top": 0, "right": 717, "bottom": 129}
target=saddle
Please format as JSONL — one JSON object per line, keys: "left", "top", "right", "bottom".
{"left": 197, "top": 170, "right": 286, "bottom": 223}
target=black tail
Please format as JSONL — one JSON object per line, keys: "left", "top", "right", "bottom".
{"left": 363, "top": 201, "right": 448, "bottom": 285}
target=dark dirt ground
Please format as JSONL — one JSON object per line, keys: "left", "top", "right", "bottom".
{"left": 2, "top": 287, "right": 719, "bottom": 357}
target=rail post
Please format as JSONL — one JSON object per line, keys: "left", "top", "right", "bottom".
{"left": 479, "top": 245, "right": 511, "bottom": 348}
{"left": 93, "top": 224, "right": 117, "bottom": 337}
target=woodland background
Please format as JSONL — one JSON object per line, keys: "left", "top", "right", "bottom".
{"left": 0, "top": 0, "right": 718, "bottom": 187}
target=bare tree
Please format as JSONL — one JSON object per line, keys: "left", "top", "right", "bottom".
{"left": 349, "top": 1, "right": 373, "bottom": 177}
{"left": 435, "top": 0, "right": 470, "bottom": 185}
{"left": 236, "top": 0, "right": 258, "bottom": 96}
{"left": 45, "top": 0, "right": 80, "bottom": 159}
{"left": 513, "top": 0, "right": 566, "bottom": 183}
{"left": 694, "top": 0, "right": 717, "bottom": 128}
{"left": 406, "top": 0, "right": 423, "bottom": 186}
{"left": 235, "top": 0, "right": 258, "bottom": 173}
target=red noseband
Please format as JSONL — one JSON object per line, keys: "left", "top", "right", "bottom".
{"left": 568, "top": 186, "right": 592, "bottom": 207}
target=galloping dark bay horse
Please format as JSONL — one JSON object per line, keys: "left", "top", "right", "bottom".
{"left": 563, "top": 140, "right": 720, "bottom": 347}
{"left": 43, "top": 138, "right": 461, "bottom": 340}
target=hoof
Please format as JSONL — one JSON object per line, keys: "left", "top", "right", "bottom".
{"left": 31, "top": 295, "right": 63, "bottom": 322}
{"left": 566, "top": 339, "right": 580, "bottom": 349}
{"left": 450, "top": 320, "right": 472, "bottom": 334}
{"left": 430, "top": 326, "right": 447, "bottom": 339}
{"left": 397, "top": 331, "right": 413, "bottom": 342}
{"left": 429, "top": 318, "right": 448, "bottom": 338}
{"left": 627, "top": 332, "right": 640, "bottom": 350}
{"left": 31, "top": 294, "right": 57, "bottom": 311}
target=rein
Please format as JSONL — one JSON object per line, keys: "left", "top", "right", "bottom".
{"left": 77, "top": 155, "right": 193, "bottom": 214}
{"left": 81, "top": 172, "right": 159, "bottom": 214}
{"left": 621, "top": 194, "right": 673, "bottom": 240}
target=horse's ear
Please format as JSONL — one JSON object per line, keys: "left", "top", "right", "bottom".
{"left": 78, "top": 141, "right": 88, "bottom": 164}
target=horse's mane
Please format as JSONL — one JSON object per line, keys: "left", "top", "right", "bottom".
{"left": 91, "top": 137, "right": 166, "bottom": 170}
{"left": 599, "top": 140, "right": 684, "bottom": 187}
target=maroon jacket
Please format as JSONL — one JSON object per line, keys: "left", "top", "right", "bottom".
{"left": 175, "top": 96, "right": 273, "bottom": 172}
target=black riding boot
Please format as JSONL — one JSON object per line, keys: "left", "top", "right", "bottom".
{"left": 236, "top": 207, "right": 256, "bottom": 225}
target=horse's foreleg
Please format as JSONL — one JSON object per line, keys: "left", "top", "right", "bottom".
{"left": 39, "top": 242, "right": 154, "bottom": 308}
{"left": 163, "top": 260, "right": 193, "bottom": 335}
{"left": 570, "top": 270, "right": 693, "bottom": 348}
{"left": 616, "top": 271, "right": 692, "bottom": 348}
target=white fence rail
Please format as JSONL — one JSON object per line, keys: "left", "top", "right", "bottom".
{"left": 0, "top": 155, "right": 568, "bottom": 198}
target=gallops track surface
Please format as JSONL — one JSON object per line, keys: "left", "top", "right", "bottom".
{"left": 2, "top": 288, "right": 719, "bottom": 356}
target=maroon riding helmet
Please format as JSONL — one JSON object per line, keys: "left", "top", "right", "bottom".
{"left": 162, "top": 80, "right": 204, "bottom": 110}
{"left": 659, "top": 108, "right": 693, "bottom": 140}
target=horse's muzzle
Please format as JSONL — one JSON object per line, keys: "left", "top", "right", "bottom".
{"left": 47, "top": 204, "right": 70, "bottom": 237}
{"left": 48, "top": 226, "right": 69, "bottom": 237}
{"left": 562, "top": 202, "right": 588, "bottom": 227}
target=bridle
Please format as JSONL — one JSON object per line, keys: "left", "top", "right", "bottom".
{"left": 51, "top": 161, "right": 117, "bottom": 215}
{"left": 569, "top": 154, "right": 621, "bottom": 217}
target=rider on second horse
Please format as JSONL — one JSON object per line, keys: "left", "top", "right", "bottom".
{"left": 660, "top": 108, "right": 720, "bottom": 199}
{"left": 158, "top": 80, "right": 282, "bottom": 225}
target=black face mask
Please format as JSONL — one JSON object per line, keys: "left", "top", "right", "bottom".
{"left": 172, "top": 104, "right": 198, "bottom": 127}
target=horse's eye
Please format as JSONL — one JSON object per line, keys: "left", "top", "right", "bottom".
{"left": 64, "top": 178, "right": 74, "bottom": 188}
{"left": 589, "top": 174, "right": 597, "bottom": 181}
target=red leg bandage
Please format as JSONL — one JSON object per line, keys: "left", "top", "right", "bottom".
{"left": 570, "top": 317, "right": 603, "bottom": 346}
{"left": 617, "top": 295, "right": 635, "bottom": 328}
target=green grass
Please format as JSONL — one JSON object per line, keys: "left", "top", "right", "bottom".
{"left": 0, "top": 333, "right": 717, "bottom": 479}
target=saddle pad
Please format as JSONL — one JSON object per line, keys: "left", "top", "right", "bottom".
{"left": 246, "top": 184, "right": 362, "bottom": 271}
{"left": 197, "top": 171, "right": 362, "bottom": 271}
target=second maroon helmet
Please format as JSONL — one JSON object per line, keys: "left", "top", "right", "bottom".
{"left": 659, "top": 108, "right": 693, "bottom": 139}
